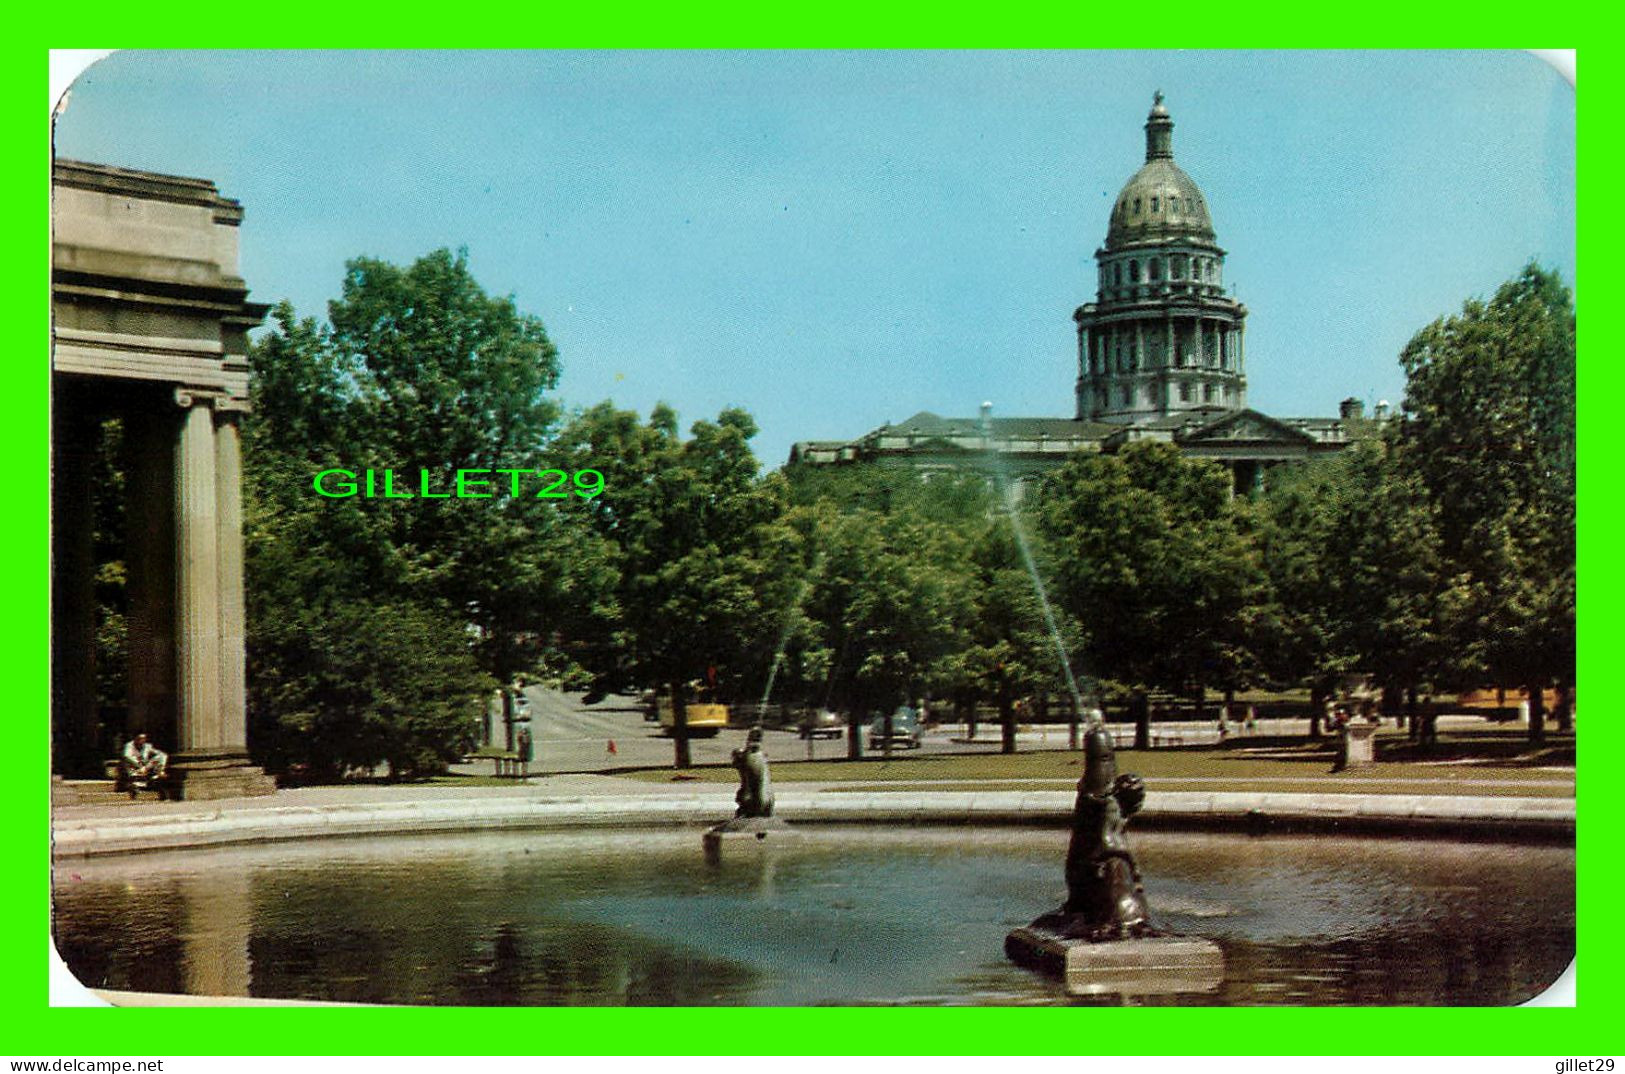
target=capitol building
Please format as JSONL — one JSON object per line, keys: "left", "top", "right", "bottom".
{"left": 789, "top": 94, "right": 1378, "bottom": 491}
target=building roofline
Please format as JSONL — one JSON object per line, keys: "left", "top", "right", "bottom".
{"left": 53, "top": 159, "right": 246, "bottom": 225}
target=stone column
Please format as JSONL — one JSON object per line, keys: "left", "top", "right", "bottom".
{"left": 1164, "top": 318, "right": 1174, "bottom": 370}
{"left": 168, "top": 390, "right": 274, "bottom": 800}
{"left": 215, "top": 408, "right": 249, "bottom": 753}
{"left": 51, "top": 392, "right": 100, "bottom": 775}
{"left": 174, "top": 391, "right": 222, "bottom": 753}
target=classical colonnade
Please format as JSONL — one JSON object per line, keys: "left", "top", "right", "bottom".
{"left": 52, "top": 160, "right": 273, "bottom": 799}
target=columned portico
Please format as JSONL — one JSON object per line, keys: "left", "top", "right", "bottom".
{"left": 52, "top": 160, "right": 274, "bottom": 799}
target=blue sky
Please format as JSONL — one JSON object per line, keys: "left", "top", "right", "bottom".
{"left": 53, "top": 51, "right": 1574, "bottom": 468}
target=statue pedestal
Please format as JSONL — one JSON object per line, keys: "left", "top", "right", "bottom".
{"left": 1005, "top": 926, "right": 1224, "bottom": 997}
{"left": 702, "top": 816, "right": 800, "bottom": 861}
{"left": 1344, "top": 721, "right": 1378, "bottom": 766}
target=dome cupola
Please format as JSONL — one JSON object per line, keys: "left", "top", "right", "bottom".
{"left": 1074, "top": 93, "right": 1248, "bottom": 425}
{"left": 1105, "top": 91, "right": 1215, "bottom": 249}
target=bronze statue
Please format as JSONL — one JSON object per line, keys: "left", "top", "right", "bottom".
{"left": 731, "top": 727, "right": 774, "bottom": 818}
{"left": 1029, "top": 724, "right": 1160, "bottom": 941}
{"left": 1007, "top": 710, "right": 1224, "bottom": 994}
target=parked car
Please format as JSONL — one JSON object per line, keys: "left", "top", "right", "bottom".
{"left": 797, "top": 709, "right": 845, "bottom": 740}
{"left": 867, "top": 707, "right": 922, "bottom": 750}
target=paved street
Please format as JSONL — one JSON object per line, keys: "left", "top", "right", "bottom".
{"left": 457, "top": 687, "right": 985, "bottom": 775}
{"left": 452, "top": 687, "right": 1519, "bottom": 777}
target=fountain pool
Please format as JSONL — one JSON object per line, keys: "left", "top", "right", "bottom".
{"left": 53, "top": 827, "right": 1571, "bottom": 1006}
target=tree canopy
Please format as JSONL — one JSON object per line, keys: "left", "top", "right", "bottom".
{"left": 554, "top": 403, "right": 801, "bottom": 766}
{"left": 243, "top": 248, "right": 597, "bottom": 776}
{"left": 1391, "top": 263, "right": 1576, "bottom": 735}
{"left": 1037, "top": 441, "right": 1267, "bottom": 705}
{"left": 227, "top": 254, "right": 1575, "bottom": 775}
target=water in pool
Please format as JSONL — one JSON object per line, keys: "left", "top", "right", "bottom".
{"left": 52, "top": 828, "right": 1573, "bottom": 1006}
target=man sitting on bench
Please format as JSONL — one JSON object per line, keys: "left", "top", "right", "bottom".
{"left": 120, "top": 733, "right": 169, "bottom": 797}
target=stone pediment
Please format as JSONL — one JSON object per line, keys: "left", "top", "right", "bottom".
{"left": 1177, "top": 409, "right": 1316, "bottom": 445}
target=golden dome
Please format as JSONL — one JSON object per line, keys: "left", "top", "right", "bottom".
{"left": 1104, "top": 94, "right": 1216, "bottom": 249}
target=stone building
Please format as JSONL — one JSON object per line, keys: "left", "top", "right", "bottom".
{"left": 51, "top": 160, "right": 276, "bottom": 799}
{"left": 789, "top": 95, "right": 1375, "bottom": 490}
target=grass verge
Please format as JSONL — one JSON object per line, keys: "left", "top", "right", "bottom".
{"left": 612, "top": 745, "right": 1574, "bottom": 797}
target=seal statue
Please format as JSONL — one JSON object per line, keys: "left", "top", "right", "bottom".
{"left": 731, "top": 727, "right": 774, "bottom": 818}
{"left": 1028, "top": 723, "right": 1160, "bottom": 941}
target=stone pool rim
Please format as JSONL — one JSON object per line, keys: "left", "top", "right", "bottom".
{"left": 50, "top": 786, "right": 1574, "bottom": 859}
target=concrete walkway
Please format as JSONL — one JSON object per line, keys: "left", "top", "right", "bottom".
{"left": 50, "top": 772, "right": 1575, "bottom": 859}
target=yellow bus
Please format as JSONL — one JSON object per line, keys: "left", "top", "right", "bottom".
{"left": 655, "top": 697, "right": 729, "bottom": 737}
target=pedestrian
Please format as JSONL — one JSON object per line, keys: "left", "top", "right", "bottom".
{"left": 1328, "top": 705, "right": 1350, "bottom": 772}
{"left": 607, "top": 739, "right": 618, "bottom": 757}
{"left": 1244, "top": 704, "right": 1257, "bottom": 735}
{"left": 515, "top": 724, "right": 533, "bottom": 779}
{"left": 119, "top": 732, "right": 168, "bottom": 797}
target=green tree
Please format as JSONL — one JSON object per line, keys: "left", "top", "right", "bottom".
{"left": 940, "top": 510, "right": 1083, "bottom": 753}
{"left": 1037, "top": 441, "right": 1269, "bottom": 741}
{"left": 241, "top": 448, "right": 489, "bottom": 777}
{"left": 1394, "top": 264, "right": 1576, "bottom": 741}
{"left": 1250, "top": 446, "right": 1397, "bottom": 734}
{"left": 244, "top": 248, "right": 602, "bottom": 774}
{"left": 784, "top": 466, "right": 999, "bottom": 754}
{"left": 1312, "top": 439, "right": 1463, "bottom": 741}
{"left": 555, "top": 403, "right": 799, "bottom": 768}
{"left": 801, "top": 502, "right": 974, "bottom": 756}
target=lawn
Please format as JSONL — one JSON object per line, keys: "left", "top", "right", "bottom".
{"left": 615, "top": 741, "right": 1575, "bottom": 798}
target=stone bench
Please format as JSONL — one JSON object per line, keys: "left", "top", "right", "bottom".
{"left": 490, "top": 753, "right": 529, "bottom": 777}
{"left": 1109, "top": 731, "right": 1186, "bottom": 749}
